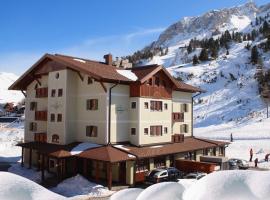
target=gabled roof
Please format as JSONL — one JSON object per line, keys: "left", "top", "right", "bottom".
{"left": 77, "top": 145, "right": 136, "bottom": 163}
{"left": 9, "top": 53, "right": 203, "bottom": 93}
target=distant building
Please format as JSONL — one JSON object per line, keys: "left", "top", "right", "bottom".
{"left": 10, "top": 53, "right": 228, "bottom": 189}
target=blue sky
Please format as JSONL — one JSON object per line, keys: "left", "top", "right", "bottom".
{"left": 0, "top": 0, "right": 268, "bottom": 75}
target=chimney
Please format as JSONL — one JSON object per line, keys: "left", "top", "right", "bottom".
{"left": 104, "top": 54, "right": 113, "bottom": 65}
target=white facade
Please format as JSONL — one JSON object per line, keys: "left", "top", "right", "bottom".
{"left": 25, "top": 68, "right": 193, "bottom": 146}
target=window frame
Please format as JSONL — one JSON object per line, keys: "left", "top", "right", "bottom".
{"left": 50, "top": 113, "right": 55, "bottom": 122}
{"left": 131, "top": 128, "right": 136, "bottom": 135}
{"left": 131, "top": 102, "right": 136, "bottom": 109}
{"left": 86, "top": 99, "right": 98, "bottom": 110}
{"left": 144, "top": 128, "right": 149, "bottom": 135}
{"left": 57, "top": 114, "right": 62, "bottom": 122}
{"left": 51, "top": 89, "right": 56, "bottom": 97}
{"left": 58, "top": 89, "right": 63, "bottom": 97}
{"left": 86, "top": 125, "right": 98, "bottom": 137}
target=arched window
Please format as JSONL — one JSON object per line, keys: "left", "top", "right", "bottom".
{"left": 52, "top": 134, "right": 59, "bottom": 143}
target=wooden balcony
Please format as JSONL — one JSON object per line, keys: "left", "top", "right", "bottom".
{"left": 35, "top": 87, "right": 48, "bottom": 98}
{"left": 172, "top": 112, "right": 184, "bottom": 122}
{"left": 34, "top": 132, "right": 47, "bottom": 143}
{"left": 171, "top": 134, "right": 184, "bottom": 143}
{"left": 35, "top": 111, "right": 47, "bottom": 121}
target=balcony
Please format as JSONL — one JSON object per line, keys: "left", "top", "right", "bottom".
{"left": 172, "top": 112, "right": 184, "bottom": 122}
{"left": 171, "top": 134, "right": 184, "bottom": 143}
{"left": 35, "top": 87, "right": 48, "bottom": 98}
{"left": 34, "top": 132, "right": 47, "bottom": 143}
{"left": 35, "top": 111, "right": 47, "bottom": 121}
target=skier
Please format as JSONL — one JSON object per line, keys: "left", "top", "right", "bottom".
{"left": 230, "top": 133, "right": 233, "bottom": 142}
{"left": 249, "top": 148, "right": 253, "bottom": 162}
{"left": 254, "top": 158, "right": 258, "bottom": 168}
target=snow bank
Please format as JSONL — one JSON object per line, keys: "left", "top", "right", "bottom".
{"left": 0, "top": 124, "right": 24, "bottom": 162}
{"left": 116, "top": 70, "right": 138, "bottom": 81}
{"left": 0, "top": 172, "right": 65, "bottom": 200}
{"left": 8, "top": 163, "right": 52, "bottom": 183}
{"left": 110, "top": 188, "right": 143, "bottom": 200}
{"left": 112, "top": 171, "right": 270, "bottom": 200}
{"left": 52, "top": 174, "right": 114, "bottom": 198}
{"left": 70, "top": 142, "right": 101, "bottom": 155}
{"left": 137, "top": 182, "right": 185, "bottom": 200}
{"left": 183, "top": 170, "right": 270, "bottom": 200}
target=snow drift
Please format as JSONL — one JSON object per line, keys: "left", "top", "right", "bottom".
{"left": 0, "top": 172, "right": 65, "bottom": 200}
{"left": 111, "top": 170, "right": 270, "bottom": 200}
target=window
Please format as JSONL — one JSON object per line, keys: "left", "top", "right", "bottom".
{"left": 86, "top": 126, "right": 98, "bottom": 137}
{"left": 181, "top": 124, "right": 188, "bottom": 133}
{"left": 131, "top": 102, "right": 136, "bottom": 109}
{"left": 57, "top": 114, "right": 62, "bottom": 122}
{"left": 88, "top": 77, "right": 93, "bottom": 84}
{"left": 150, "top": 126, "right": 162, "bottom": 136}
{"left": 29, "top": 122, "right": 37, "bottom": 131}
{"left": 52, "top": 134, "right": 59, "bottom": 143}
{"left": 181, "top": 104, "right": 188, "bottom": 112}
{"left": 144, "top": 128, "right": 148, "bottom": 135}
{"left": 154, "top": 156, "right": 166, "bottom": 168}
{"left": 150, "top": 101, "right": 162, "bottom": 111}
{"left": 147, "top": 78, "right": 152, "bottom": 85}
{"left": 49, "top": 159, "right": 55, "bottom": 168}
{"left": 164, "top": 127, "right": 168, "bottom": 134}
{"left": 55, "top": 73, "right": 59, "bottom": 79}
{"left": 58, "top": 89, "right": 63, "bottom": 97}
{"left": 136, "top": 159, "right": 149, "bottom": 172}
{"left": 51, "top": 89, "right": 56, "bottom": 97}
{"left": 30, "top": 102, "right": 37, "bottom": 111}
{"left": 144, "top": 102, "right": 149, "bottom": 109}
{"left": 155, "top": 77, "right": 160, "bottom": 86}
{"left": 34, "top": 133, "right": 47, "bottom": 143}
{"left": 164, "top": 103, "right": 168, "bottom": 110}
{"left": 86, "top": 99, "right": 98, "bottom": 110}
{"left": 131, "top": 128, "right": 136, "bottom": 135}
{"left": 50, "top": 114, "right": 55, "bottom": 122}
{"left": 172, "top": 112, "right": 184, "bottom": 122}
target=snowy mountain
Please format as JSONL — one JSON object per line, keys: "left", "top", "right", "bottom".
{"left": 130, "top": 2, "right": 270, "bottom": 138}
{"left": 0, "top": 72, "right": 24, "bottom": 104}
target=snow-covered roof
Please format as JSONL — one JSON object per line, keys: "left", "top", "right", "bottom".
{"left": 116, "top": 70, "right": 138, "bottom": 81}
{"left": 70, "top": 142, "right": 101, "bottom": 155}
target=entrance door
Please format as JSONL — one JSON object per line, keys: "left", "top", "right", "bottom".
{"left": 119, "top": 162, "right": 126, "bottom": 184}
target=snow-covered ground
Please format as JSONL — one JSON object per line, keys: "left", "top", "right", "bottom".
{"left": 0, "top": 122, "right": 24, "bottom": 162}
{"left": 52, "top": 174, "right": 114, "bottom": 198}
{"left": 0, "top": 172, "right": 66, "bottom": 200}
{"left": 110, "top": 170, "right": 270, "bottom": 200}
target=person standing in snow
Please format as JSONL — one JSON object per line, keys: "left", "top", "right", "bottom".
{"left": 230, "top": 133, "right": 233, "bottom": 142}
{"left": 249, "top": 148, "right": 253, "bottom": 162}
{"left": 254, "top": 158, "right": 258, "bottom": 168}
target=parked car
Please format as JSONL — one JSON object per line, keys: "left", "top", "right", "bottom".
{"left": 145, "top": 167, "right": 184, "bottom": 183}
{"left": 183, "top": 172, "right": 207, "bottom": 180}
{"left": 228, "top": 158, "right": 249, "bottom": 170}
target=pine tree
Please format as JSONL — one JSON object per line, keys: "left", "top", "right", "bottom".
{"left": 211, "top": 47, "right": 218, "bottom": 59}
{"left": 251, "top": 46, "right": 259, "bottom": 64}
{"left": 199, "top": 48, "right": 209, "bottom": 61}
{"left": 192, "top": 55, "right": 199, "bottom": 65}
{"left": 187, "top": 43, "right": 193, "bottom": 54}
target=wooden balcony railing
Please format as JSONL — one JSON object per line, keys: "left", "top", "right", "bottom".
{"left": 35, "top": 87, "right": 48, "bottom": 98}
{"left": 35, "top": 111, "right": 47, "bottom": 121}
{"left": 172, "top": 112, "right": 184, "bottom": 122}
{"left": 34, "top": 132, "right": 47, "bottom": 143}
{"left": 171, "top": 134, "right": 184, "bottom": 143}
